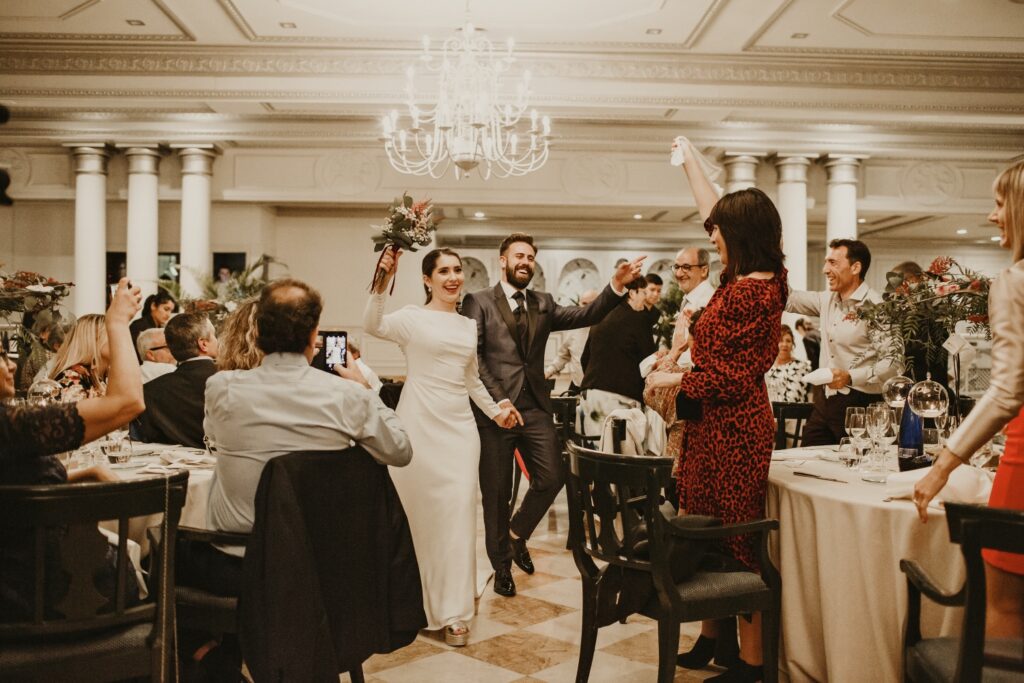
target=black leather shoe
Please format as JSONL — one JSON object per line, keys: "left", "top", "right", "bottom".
{"left": 493, "top": 566, "right": 516, "bottom": 597}
{"left": 511, "top": 536, "right": 535, "bottom": 575}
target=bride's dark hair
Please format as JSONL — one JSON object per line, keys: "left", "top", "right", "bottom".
{"left": 422, "top": 248, "right": 462, "bottom": 303}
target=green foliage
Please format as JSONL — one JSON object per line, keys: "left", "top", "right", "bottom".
{"left": 653, "top": 279, "right": 684, "bottom": 349}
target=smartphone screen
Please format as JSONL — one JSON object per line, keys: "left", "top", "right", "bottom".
{"left": 312, "top": 330, "right": 347, "bottom": 372}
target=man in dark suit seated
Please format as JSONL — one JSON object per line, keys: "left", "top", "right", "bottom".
{"left": 131, "top": 312, "right": 218, "bottom": 448}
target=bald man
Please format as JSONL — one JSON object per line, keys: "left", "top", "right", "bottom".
{"left": 544, "top": 289, "right": 599, "bottom": 393}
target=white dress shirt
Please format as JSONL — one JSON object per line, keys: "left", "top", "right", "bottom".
{"left": 545, "top": 328, "right": 589, "bottom": 387}
{"left": 140, "top": 360, "right": 175, "bottom": 384}
{"left": 205, "top": 352, "right": 411, "bottom": 554}
{"left": 355, "top": 357, "right": 383, "bottom": 392}
{"left": 676, "top": 278, "right": 716, "bottom": 367}
{"left": 786, "top": 282, "right": 897, "bottom": 396}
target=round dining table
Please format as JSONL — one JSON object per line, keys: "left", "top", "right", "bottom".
{"left": 766, "top": 448, "right": 965, "bottom": 683}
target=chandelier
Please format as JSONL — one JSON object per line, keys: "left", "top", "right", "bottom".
{"left": 380, "top": 18, "right": 552, "bottom": 180}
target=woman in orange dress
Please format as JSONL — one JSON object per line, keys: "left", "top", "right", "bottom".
{"left": 915, "top": 159, "right": 1024, "bottom": 638}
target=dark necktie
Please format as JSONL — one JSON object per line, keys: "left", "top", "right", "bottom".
{"left": 512, "top": 290, "right": 529, "bottom": 351}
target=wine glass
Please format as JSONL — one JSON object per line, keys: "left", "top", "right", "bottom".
{"left": 845, "top": 407, "right": 866, "bottom": 441}
{"left": 27, "top": 378, "right": 62, "bottom": 404}
{"left": 863, "top": 404, "right": 892, "bottom": 483}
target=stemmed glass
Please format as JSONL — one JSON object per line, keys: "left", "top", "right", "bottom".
{"left": 845, "top": 407, "right": 867, "bottom": 461}
{"left": 863, "top": 404, "right": 894, "bottom": 483}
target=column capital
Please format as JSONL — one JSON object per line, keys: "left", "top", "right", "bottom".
{"left": 823, "top": 154, "right": 868, "bottom": 185}
{"left": 63, "top": 143, "right": 110, "bottom": 175}
{"left": 172, "top": 144, "right": 220, "bottom": 176}
{"left": 722, "top": 151, "right": 768, "bottom": 161}
{"left": 117, "top": 144, "right": 162, "bottom": 175}
{"left": 773, "top": 154, "right": 816, "bottom": 183}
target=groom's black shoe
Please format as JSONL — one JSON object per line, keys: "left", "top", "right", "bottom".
{"left": 494, "top": 566, "right": 516, "bottom": 597}
{"left": 511, "top": 537, "right": 535, "bottom": 575}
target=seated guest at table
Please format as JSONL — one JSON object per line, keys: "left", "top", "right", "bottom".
{"left": 136, "top": 328, "right": 176, "bottom": 383}
{"left": 1, "top": 280, "right": 145, "bottom": 621}
{"left": 794, "top": 317, "right": 819, "bottom": 371}
{"left": 132, "top": 313, "right": 218, "bottom": 449}
{"left": 648, "top": 136, "right": 788, "bottom": 681}
{"left": 346, "top": 340, "right": 382, "bottom": 393}
{"left": 786, "top": 239, "right": 897, "bottom": 446}
{"left": 578, "top": 276, "right": 657, "bottom": 438}
{"left": 192, "top": 278, "right": 412, "bottom": 598}
{"left": 129, "top": 288, "right": 177, "bottom": 359}
{"left": 215, "top": 298, "right": 263, "bottom": 371}
{"left": 545, "top": 289, "right": 599, "bottom": 394}
{"left": 766, "top": 324, "right": 810, "bottom": 404}
{"left": 49, "top": 313, "right": 111, "bottom": 402}
{"left": 915, "top": 160, "right": 1024, "bottom": 639}
{"left": 16, "top": 311, "right": 72, "bottom": 394}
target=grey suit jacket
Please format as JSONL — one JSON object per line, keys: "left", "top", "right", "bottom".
{"left": 461, "top": 282, "right": 623, "bottom": 419}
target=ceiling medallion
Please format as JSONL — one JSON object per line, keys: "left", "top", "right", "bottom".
{"left": 380, "top": 9, "right": 552, "bottom": 180}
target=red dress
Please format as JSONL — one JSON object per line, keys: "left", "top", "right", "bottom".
{"left": 677, "top": 274, "right": 787, "bottom": 572}
{"left": 985, "top": 408, "right": 1024, "bottom": 574}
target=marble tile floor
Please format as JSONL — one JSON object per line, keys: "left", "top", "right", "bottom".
{"left": 341, "top": 489, "right": 722, "bottom": 683}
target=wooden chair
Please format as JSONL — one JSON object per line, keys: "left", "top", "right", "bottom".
{"left": 900, "top": 502, "right": 1024, "bottom": 683}
{"left": 0, "top": 472, "right": 189, "bottom": 682}
{"left": 771, "top": 401, "right": 814, "bottom": 449}
{"left": 565, "top": 443, "right": 781, "bottom": 683}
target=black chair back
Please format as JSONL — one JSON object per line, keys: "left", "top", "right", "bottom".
{"left": 551, "top": 395, "right": 579, "bottom": 447}
{"left": 0, "top": 472, "right": 188, "bottom": 640}
{"left": 771, "top": 401, "right": 814, "bottom": 449}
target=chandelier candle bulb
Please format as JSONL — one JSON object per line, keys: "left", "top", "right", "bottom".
{"left": 542, "top": 116, "right": 551, "bottom": 136}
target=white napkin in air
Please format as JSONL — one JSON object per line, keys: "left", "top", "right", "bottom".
{"left": 670, "top": 136, "right": 725, "bottom": 197}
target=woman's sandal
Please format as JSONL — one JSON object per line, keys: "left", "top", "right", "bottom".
{"left": 444, "top": 621, "right": 469, "bottom": 647}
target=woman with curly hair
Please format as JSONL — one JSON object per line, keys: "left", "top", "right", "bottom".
{"left": 216, "top": 299, "right": 263, "bottom": 371}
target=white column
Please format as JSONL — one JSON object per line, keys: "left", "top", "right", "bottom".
{"left": 173, "top": 145, "right": 218, "bottom": 298}
{"left": 722, "top": 153, "right": 764, "bottom": 193}
{"left": 775, "top": 155, "right": 815, "bottom": 291}
{"left": 824, "top": 154, "right": 866, "bottom": 245}
{"left": 65, "top": 144, "right": 109, "bottom": 316}
{"left": 120, "top": 145, "right": 161, "bottom": 301}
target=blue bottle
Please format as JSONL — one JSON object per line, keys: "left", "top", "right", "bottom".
{"left": 898, "top": 399, "right": 923, "bottom": 455}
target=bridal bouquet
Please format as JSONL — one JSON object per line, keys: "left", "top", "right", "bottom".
{"left": 369, "top": 193, "right": 440, "bottom": 293}
{"left": 854, "top": 256, "right": 990, "bottom": 368}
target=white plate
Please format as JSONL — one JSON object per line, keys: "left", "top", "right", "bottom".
{"left": 109, "top": 461, "right": 147, "bottom": 469}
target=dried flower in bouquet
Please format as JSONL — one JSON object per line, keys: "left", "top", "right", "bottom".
{"left": 369, "top": 193, "right": 440, "bottom": 293}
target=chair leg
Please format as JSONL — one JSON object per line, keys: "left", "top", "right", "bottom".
{"left": 656, "top": 618, "right": 680, "bottom": 683}
{"left": 576, "top": 585, "right": 600, "bottom": 683}
{"left": 348, "top": 663, "right": 366, "bottom": 683}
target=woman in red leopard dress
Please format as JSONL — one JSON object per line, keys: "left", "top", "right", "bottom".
{"left": 649, "top": 137, "right": 788, "bottom": 683}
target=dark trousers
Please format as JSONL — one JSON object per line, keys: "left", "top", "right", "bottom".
{"left": 801, "top": 385, "right": 877, "bottom": 446}
{"left": 478, "top": 405, "right": 562, "bottom": 570}
{"left": 176, "top": 539, "right": 244, "bottom": 598}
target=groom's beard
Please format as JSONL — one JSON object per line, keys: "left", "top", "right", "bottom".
{"left": 506, "top": 263, "right": 534, "bottom": 289}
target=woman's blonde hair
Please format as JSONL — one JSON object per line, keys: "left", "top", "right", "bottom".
{"left": 995, "top": 160, "right": 1024, "bottom": 263}
{"left": 49, "top": 313, "right": 107, "bottom": 387}
{"left": 217, "top": 299, "right": 264, "bottom": 371}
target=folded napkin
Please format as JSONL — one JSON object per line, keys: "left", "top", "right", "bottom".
{"left": 884, "top": 466, "right": 994, "bottom": 505}
{"left": 800, "top": 368, "right": 850, "bottom": 396}
{"left": 160, "top": 451, "right": 215, "bottom": 468}
{"left": 772, "top": 449, "right": 826, "bottom": 461}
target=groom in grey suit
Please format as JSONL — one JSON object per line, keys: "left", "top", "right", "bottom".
{"left": 462, "top": 233, "right": 645, "bottom": 596}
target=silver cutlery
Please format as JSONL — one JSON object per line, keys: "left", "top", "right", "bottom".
{"left": 793, "top": 471, "right": 848, "bottom": 484}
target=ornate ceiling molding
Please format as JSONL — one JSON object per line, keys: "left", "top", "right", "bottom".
{"left": 0, "top": 0, "right": 196, "bottom": 43}
{"left": 0, "top": 48, "right": 1021, "bottom": 91}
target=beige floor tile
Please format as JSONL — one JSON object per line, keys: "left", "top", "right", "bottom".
{"left": 530, "top": 650, "right": 658, "bottom": 683}
{"left": 363, "top": 638, "right": 446, "bottom": 674}
{"left": 508, "top": 568, "right": 568, "bottom": 593}
{"left": 372, "top": 651, "right": 522, "bottom": 683}
{"left": 518, "top": 577, "right": 585, "bottom": 609}
{"left": 478, "top": 593, "right": 577, "bottom": 628}
{"left": 524, "top": 609, "right": 656, "bottom": 649}
{"left": 461, "top": 630, "right": 578, "bottom": 675}
{"left": 598, "top": 627, "right": 699, "bottom": 666}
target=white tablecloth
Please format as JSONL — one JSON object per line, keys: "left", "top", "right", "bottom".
{"left": 766, "top": 449, "right": 964, "bottom": 683}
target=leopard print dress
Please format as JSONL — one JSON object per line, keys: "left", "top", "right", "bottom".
{"left": 677, "top": 273, "right": 787, "bottom": 572}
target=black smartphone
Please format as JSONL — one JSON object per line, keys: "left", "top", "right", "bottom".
{"left": 312, "top": 330, "right": 347, "bottom": 373}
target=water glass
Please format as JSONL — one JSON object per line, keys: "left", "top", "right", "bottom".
{"left": 837, "top": 437, "right": 860, "bottom": 469}
{"left": 101, "top": 436, "right": 130, "bottom": 465}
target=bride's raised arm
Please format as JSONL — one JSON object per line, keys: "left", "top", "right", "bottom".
{"left": 674, "top": 136, "right": 721, "bottom": 221}
{"left": 363, "top": 248, "right": 412, "bottom": 345}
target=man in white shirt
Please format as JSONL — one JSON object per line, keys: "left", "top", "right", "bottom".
{"left": 672, "top": 247, "right": 715, "bottom": 366}
{"left": 135, "top": 328, "right": 176, "bottom": 383}
{"left": 205, "top": 278, "right": 412, "bottom": 561}
{"left": 544, "top": 289, "right": 598, "bottom": 392}
{"left": 787, "top": 239, "right": 898, "bottom": 445}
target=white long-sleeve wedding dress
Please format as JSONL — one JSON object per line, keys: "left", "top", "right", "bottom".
{"left": 364, "top": 293, "right": 501, "bottom": 629}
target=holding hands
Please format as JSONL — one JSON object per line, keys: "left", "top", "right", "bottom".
{"left": 647, "top": 371, "right": 684, "bottom": 389}
{"left": 493, "top": 400, "right": 525, "bottom": 429}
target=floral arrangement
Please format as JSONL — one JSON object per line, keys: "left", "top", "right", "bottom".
{"left": 653, "top": 279, "right": 684, "bottom": 349}
{"left": 158, "top": 254, "right": 282, "bottom": 330}
{"left": 854, "top": 256, "right": 990, "bottom": 369}
{"left": 370, "top": 193, "right": 440, "bottom": 293}
{"left": 0, "top": 266, "right": 74, "bottom": 358}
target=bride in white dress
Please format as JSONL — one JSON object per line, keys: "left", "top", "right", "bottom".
{"left": 364, "top": 247, "right": 518, "bottom": 646}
